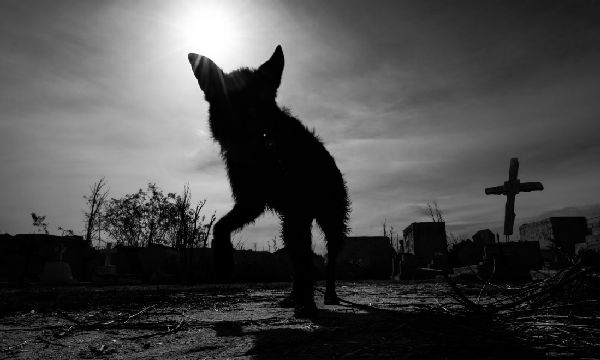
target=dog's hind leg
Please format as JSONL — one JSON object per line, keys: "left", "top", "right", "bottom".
{"left": 317, "top": 215, "right": 346, "bottom": 305}
{"left": 281, "top": 215, "right": 317, "bottom": 318}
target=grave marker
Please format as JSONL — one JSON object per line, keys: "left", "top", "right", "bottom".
{"left": 485, "top": 158, "right": 544, "bottom": 238}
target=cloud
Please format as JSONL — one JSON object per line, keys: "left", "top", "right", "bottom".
{"left": 1, "top": 0, "right": 599, "bottom": 253}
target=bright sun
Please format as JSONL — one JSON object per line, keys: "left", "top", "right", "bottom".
{"left": 176, "top": 4, "right": 239, "bottom": 67}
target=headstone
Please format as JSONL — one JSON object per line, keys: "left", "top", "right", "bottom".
{"left": 40, "top": 262, "right": 75, "bottom": 284}
{"left": 40, "top": 244, "right": 75, "bottom": 284}
{"left": 472, "top": 229, "right": 495, "bottom": 247}
{"left": 95, "top": 243, "right": 117, "bottom": 280}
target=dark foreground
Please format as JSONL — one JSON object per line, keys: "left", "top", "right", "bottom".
{"left": 0, "top": 281, "right": 597, "bottom": 359}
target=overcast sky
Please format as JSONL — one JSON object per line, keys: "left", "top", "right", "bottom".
{"left": 1, "top": 0, "right": 599, "bottom": 250}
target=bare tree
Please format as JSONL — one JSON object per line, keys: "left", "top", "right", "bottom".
{"left": 58, "top": 227, "right": 75, "bottom": 237}
{"left": 169, "top": 184, "right": 216, "bottom": 249}
{"left": 425, "top": 201, "right": 444, "bottom": 223}
{"left": 172, "top": 184, "right": 192, "bottom": 249}
{"left": 102, "top": 182, "right": 216, "bottom": 249}
{"left": 144, "top": 183, "right": 173, "bottom": 246}
{"left": 271, "top": 236, "right": 280, "bottom": 252}
{"left": 166, "top": 184, "right": 217, "bottom": 283}
{"left": 382, "top": 219, "right": 403, "bottom": 253}
{"left": 103, "top": 190, "right": 144, "bottom": 246}
{"left": 84, "top": 177, "right": 109, "bottom": 246}
{"left": 31, "top": 212, "right": 49, "bottom": 234}
{"left": 199, "top": 209, "right": 216, "bottom": 248}
{"left": 233, "top": 236, "right": 246, "bottom": 250}
{"left": 103, "top": 184, "right": 172, "bottom": 247}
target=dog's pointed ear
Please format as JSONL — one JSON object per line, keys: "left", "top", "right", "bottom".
{"left": 258, "top": 45, "right": 284, "bottom": 89}
{"left": 188, "top": 53, "right": 225, "bottom": 97}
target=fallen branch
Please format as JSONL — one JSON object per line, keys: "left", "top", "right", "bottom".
{"left": 125, "top": 317, "right": 186, "bottom": 340}
{"left": 36, "top": 336, "right": 67, "bottom": 348}
{"left": 441, "top": 272, "right": 486, "bottom": 313}
{"left": 52, "top": 305, "right": 158, "bottom": 339}
{"left": 0, "top": 340, "right": 30, "bottom": 357}
{"left": 441, "top": 253, "right": 600, "bottom": 317}
{"left": 101, "top": 305, "right": 156, "bottom": 326}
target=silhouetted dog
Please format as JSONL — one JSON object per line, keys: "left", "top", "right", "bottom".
{"left": 188, "top": 46, "right": 350, "bottom": 318}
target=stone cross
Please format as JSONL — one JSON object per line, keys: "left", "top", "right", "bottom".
{"left": 485, "top": 158, "right": 544, "bottom": 237}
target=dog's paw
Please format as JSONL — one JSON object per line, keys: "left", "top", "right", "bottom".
{"left": 293, "top": 302, "right": 318, "bottom": 319}
{"left": 279, "top": 294, "right": 296, "bottom": 308}
{"left": 324, "top": 291, "right": 340, "bottom": 305}
{"left": 212, "top": 239, "right": 234, "bottom": 282}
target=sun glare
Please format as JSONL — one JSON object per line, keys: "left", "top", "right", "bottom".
{"left": 177, "top": 4, "right": 239, "bottom": 68}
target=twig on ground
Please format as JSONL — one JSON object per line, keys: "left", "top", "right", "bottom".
{"left": 441, "top": 272, "right": 486, "bottom": 313}
{"left": 36, "top": 336, "right": 67, "bottom": 347}
{"left": 125, "top": 317, "right": 187, "bottom": 340}
{"left": 441, "top": 254, "right": 600, "bottom": 319}
{"left": 477, "top": 257, "right": 496, "bottom": 304}
{"left": 51, "top": 304, "right": 159, "bottom": 339}
{"left": 0, "top": 340, "right": 30, "bottom": 357}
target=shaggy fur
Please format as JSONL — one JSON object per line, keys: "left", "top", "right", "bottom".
{"left": 188, "top": 46, "right": 350, "bottom": 318}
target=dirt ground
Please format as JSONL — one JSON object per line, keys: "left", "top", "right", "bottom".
{"left": 0, "top": 280, "right": 597, "bottom": 359}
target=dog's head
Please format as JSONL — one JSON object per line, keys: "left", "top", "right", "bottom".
{"left": 188, "top": 46, "right": 284, "bottom": 108}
